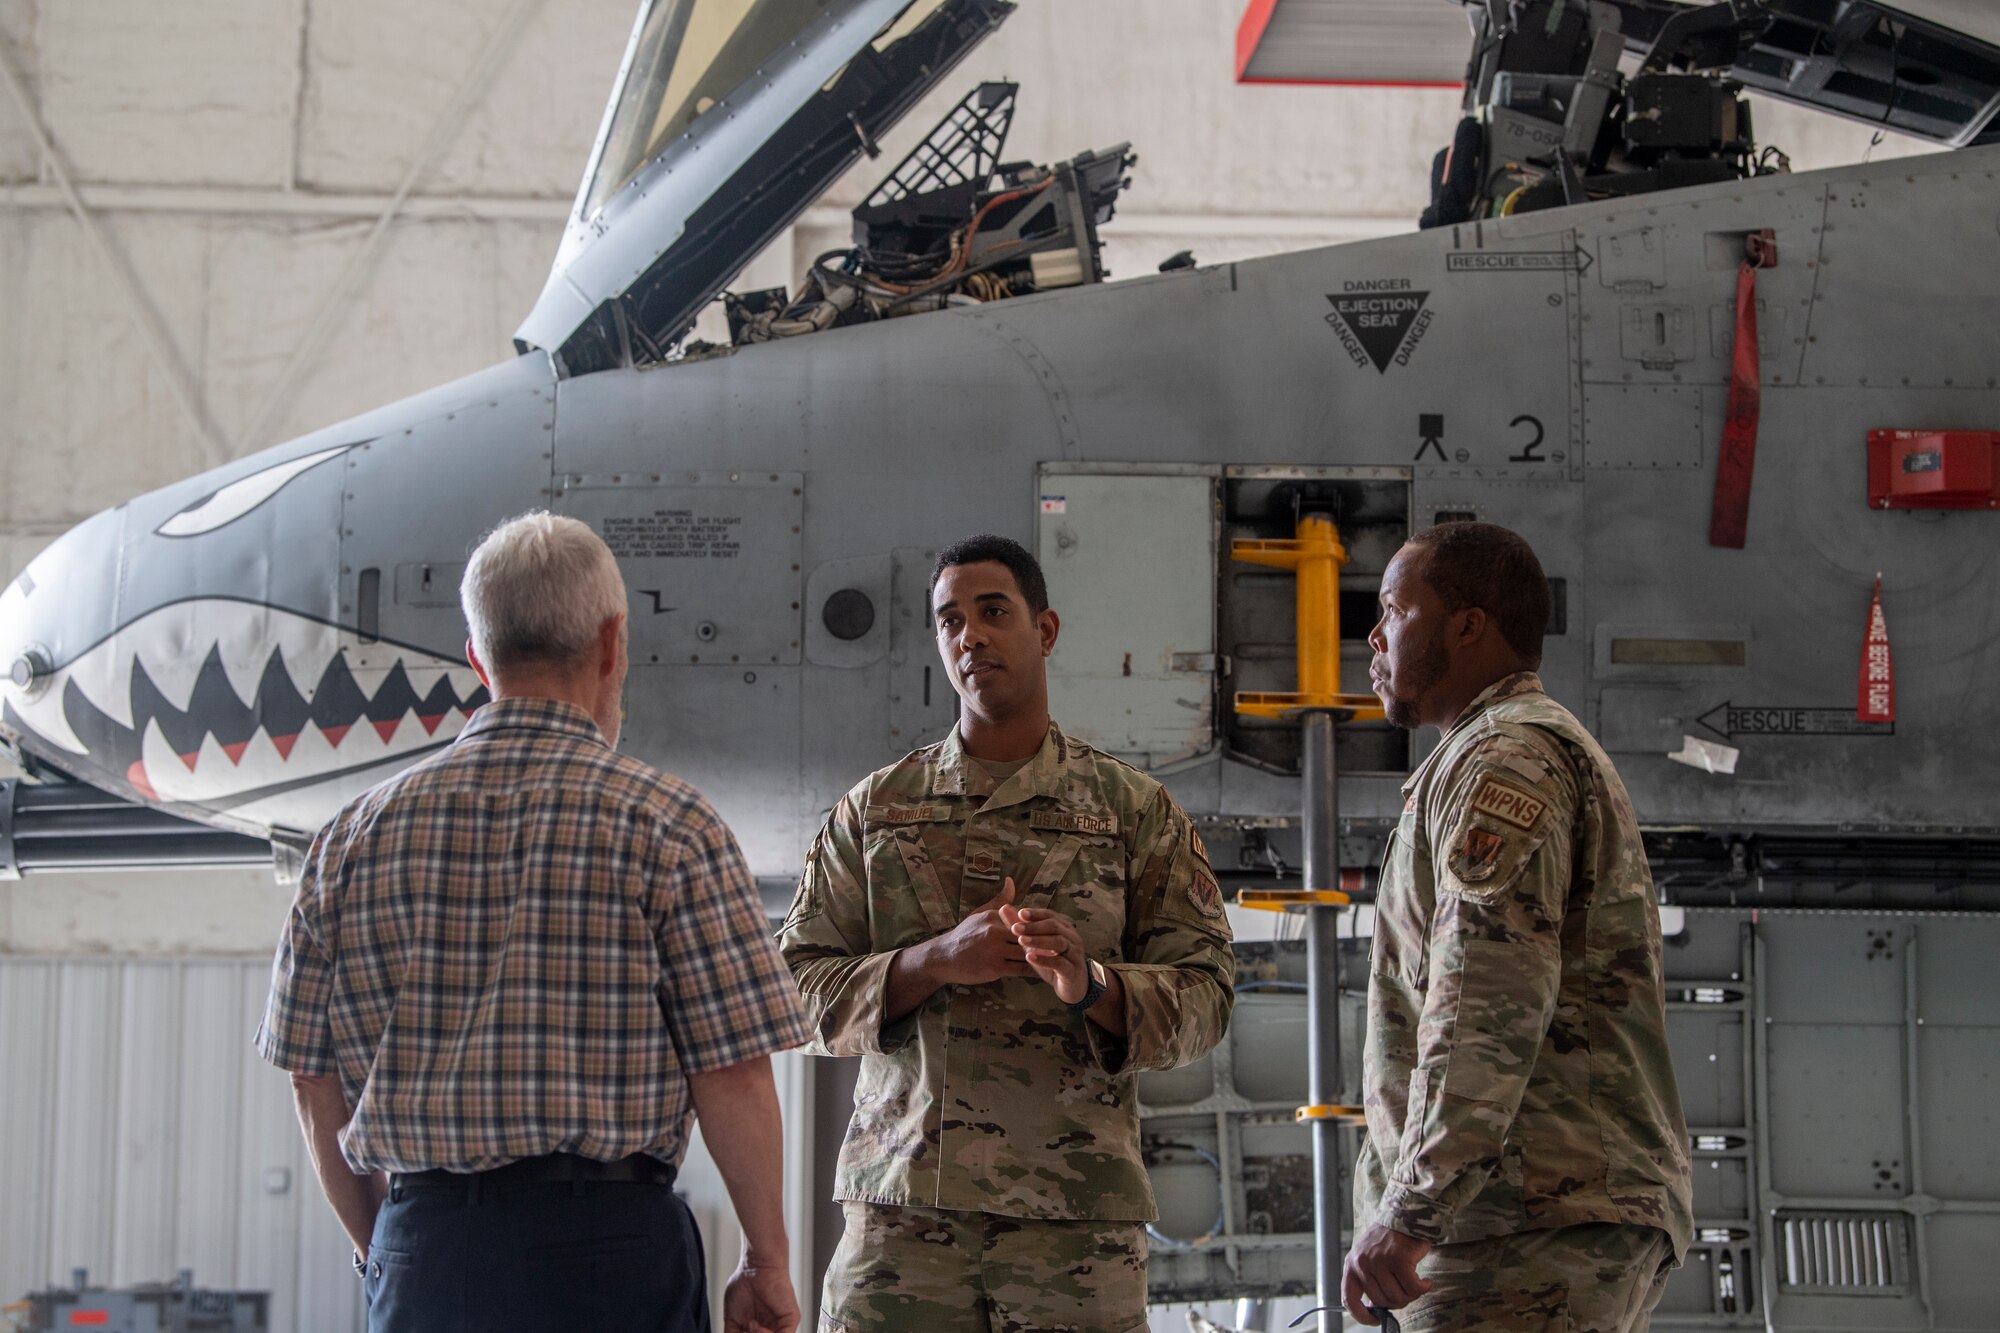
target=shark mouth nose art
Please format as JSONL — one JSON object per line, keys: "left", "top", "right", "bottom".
{"left": 0, "top": 599, "right": 486, "bottom": 827}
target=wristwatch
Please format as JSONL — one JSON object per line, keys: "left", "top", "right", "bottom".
{"left": 1067, "top": 958, "right": 1108, "bottom": 1013}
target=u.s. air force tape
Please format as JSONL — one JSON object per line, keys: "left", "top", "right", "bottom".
{"left": 1029, "top": 811, "right": 1118, "bottom": 835}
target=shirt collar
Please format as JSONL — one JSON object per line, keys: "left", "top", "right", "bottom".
{"left": 1400, "top": 671, "right": 1544, "bottom": 795}
{"left": 931, "top": 719, "right": 1069, "bottom": 809}
{"left": 457, "top": 696, "right": 610, "bottom": 748}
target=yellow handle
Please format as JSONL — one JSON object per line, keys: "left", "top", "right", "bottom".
{"left": 1234, "top": 887, "right": 1352, "bottom": 912}
{"left": 1295, "top": 1104, "right": 1367, "bottom": 1125}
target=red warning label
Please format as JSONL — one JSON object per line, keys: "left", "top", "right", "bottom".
{"left": 1858, "top": 577, "right": 1894, "bottom": 724}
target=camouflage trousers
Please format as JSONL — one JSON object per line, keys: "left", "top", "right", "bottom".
{"left": 1394, "top": 1224, "right": 1674, "bottom": 1333}
{"left": 819, "top": 1202, "right": 1148, "bottom": 1333}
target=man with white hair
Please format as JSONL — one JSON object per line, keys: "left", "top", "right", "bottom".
{"left": 257, "top": 511, "right": 811, "bottom": 1333}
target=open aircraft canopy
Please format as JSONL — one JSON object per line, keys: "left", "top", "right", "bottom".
{"left": 1606, "top": 0, "right": 2000, "bottom": 147}
{"left": 515, "top": 0, "right": 1010, "bottom": 372}
{"left": 1239, "top": 1, "right": 1999, "bottom": 148}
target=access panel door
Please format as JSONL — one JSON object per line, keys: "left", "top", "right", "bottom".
{"left": 1036, "top": 467, "right": 1217, "bottom": 770}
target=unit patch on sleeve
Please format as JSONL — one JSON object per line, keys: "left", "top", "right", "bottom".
{"left": 1454, "top": 826, "right": 1508, "bottom": 882}
{"left": 1188, "top": 871, "right": 1226, "bottom": 920}
{"left": 1468, "top": 775, "right": 1548, "bottom": 831}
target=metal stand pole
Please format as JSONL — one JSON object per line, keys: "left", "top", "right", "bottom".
{"left": 1228, "top": 512, "right": 1378, "bottom": 1331}
{"left": 1302, "top": 710, "right": 1343, "bottom": 1333}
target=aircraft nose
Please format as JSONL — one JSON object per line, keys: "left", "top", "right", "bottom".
{"left": 0, "top": 506, "right": 126, "bottom": 762}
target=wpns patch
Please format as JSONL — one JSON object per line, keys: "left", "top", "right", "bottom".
{"left": 1188, "top": 872, "right": 1226, "bottom": 920}
{"left": 1468, "top": 775, "right": 1548, "bottom": 831}
{"left": 1454, "top": 826, "right": 1508, "bottom": 882}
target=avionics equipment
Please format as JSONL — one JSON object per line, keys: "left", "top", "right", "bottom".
{"left": 713, "top": 82, "right": 1134, "bottom": 347}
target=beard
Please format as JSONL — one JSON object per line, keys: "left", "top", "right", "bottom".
{"left": 1380, "top": 623, "right": 1450, "bottom": 730}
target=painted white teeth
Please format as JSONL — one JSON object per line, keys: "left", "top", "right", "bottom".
{"left": 215, "top": 604, "right": 280, "bottom": 707}
{"left": 128, "top": 610, "right": 207, "bottom": 714}
{"left": 402, "top": 664, "right": 452, "bottom": 699}
{"left": 274, "top": 616, "right": 342, "bottom": 702}
{"left": 23, "top": 600, "right": 477, "bottom": 822}
{"left": 142, "top": 704, "right": 469, "bottom": 807}
{"left": 68, "top": 635, "right": 137, "bottom": 730}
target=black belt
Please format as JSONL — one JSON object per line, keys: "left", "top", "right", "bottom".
{"left": 392, "top": 1152, "right": 675, "bottom": 1198}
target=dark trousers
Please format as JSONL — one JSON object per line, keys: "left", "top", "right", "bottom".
{"left": 363, "top": 1157, "right": 708, "bottom": 1333}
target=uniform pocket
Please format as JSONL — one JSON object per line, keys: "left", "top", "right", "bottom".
{"left": 1051, "top": 834, "right": 1128, "bottom": 955}
{"left": 1437, "top": 938, "right": 1559, "bottom": 1105}
{"left": 1372, "top": 811, "right": 1427, "bottom": 984}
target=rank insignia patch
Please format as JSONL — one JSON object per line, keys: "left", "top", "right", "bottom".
{"left": 1468, "top": 776, "right": 1547, "bottom": 831}
{"left": 1456, "top": 827, "right": 1507, "bottom": 881}
{"left": 1188, "top": 872, "right": 1226, "bottom": 919}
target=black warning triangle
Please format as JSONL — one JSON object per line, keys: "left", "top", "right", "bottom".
{"left": 1327, "top": 291, "right": 1430, "bottom": 374}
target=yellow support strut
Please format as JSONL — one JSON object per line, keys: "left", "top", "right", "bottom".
{"left": 1230, "top": 512, "right": 1385, "bottom": 722}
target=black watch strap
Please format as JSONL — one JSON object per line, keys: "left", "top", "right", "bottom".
{"left": 1066, "top": 959, "right": 1107, "bottom": 1013}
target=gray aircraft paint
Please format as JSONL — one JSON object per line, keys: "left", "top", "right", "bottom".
{"left": 0, "top": 4, "right": 1997, "bottom": 1323}
{"left": 9, "top": 144, "right": 1992, "bottom": 859}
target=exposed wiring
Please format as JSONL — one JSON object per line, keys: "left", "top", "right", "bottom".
{"left": 962, "top": 270, "right": 1012, "bottom": 302}
{"left": 946, "top": 175, "right": 1056, "bottom": 278}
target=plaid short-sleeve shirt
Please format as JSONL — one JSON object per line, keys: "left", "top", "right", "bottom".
{"left": 255, "top": 696, "right": 810, "bottom": 1174}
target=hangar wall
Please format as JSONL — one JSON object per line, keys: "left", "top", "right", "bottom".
{"left": 0, "top": 955, "right": 820, "bottom": 1332}
{"left": 0, "top": 1, "right": 1942, "bottom": 1328}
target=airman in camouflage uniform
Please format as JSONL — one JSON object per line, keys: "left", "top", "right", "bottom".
{"left": 1346, "top": 523, "right": 1692, "bottom": 1332}
{"left": 780, "top": 536, "right": 1234, "bottom": 1333}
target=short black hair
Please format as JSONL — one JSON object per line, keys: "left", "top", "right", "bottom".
{"left": 1405, "top": 521, "right": 1550, "bottom": 664}
{"left": 929, "top": 535, "right": 1049, "bottom": 616}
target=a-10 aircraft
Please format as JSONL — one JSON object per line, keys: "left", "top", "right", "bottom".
{"left": 2, "top": 0, "right": 1998, "bottom": 1325}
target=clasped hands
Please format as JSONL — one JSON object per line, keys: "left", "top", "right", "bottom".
{"left": 925, "top": 876, "right": 1092, "bottom": 1005}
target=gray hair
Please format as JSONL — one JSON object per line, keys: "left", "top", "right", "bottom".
{"left": 461, "top": 511, "right": 626, "bottom": 673}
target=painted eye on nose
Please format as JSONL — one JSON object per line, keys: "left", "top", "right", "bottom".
{"left": 155, "top": 443, "right": 357, "bottom": 538}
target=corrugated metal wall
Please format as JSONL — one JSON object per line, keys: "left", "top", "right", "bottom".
{"left": 0, "top": 957, "right": 364, "bottom": 1332}
{"left": 0, "top": 957, "right": 819, "bottom": 1333}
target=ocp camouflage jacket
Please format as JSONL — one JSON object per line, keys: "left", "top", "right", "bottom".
{"left": 779, "top": 721, "right": 1234, "bottom": 1221}
{"left": 1355, "top": 673, "right": 1695, "bottom": 1259}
